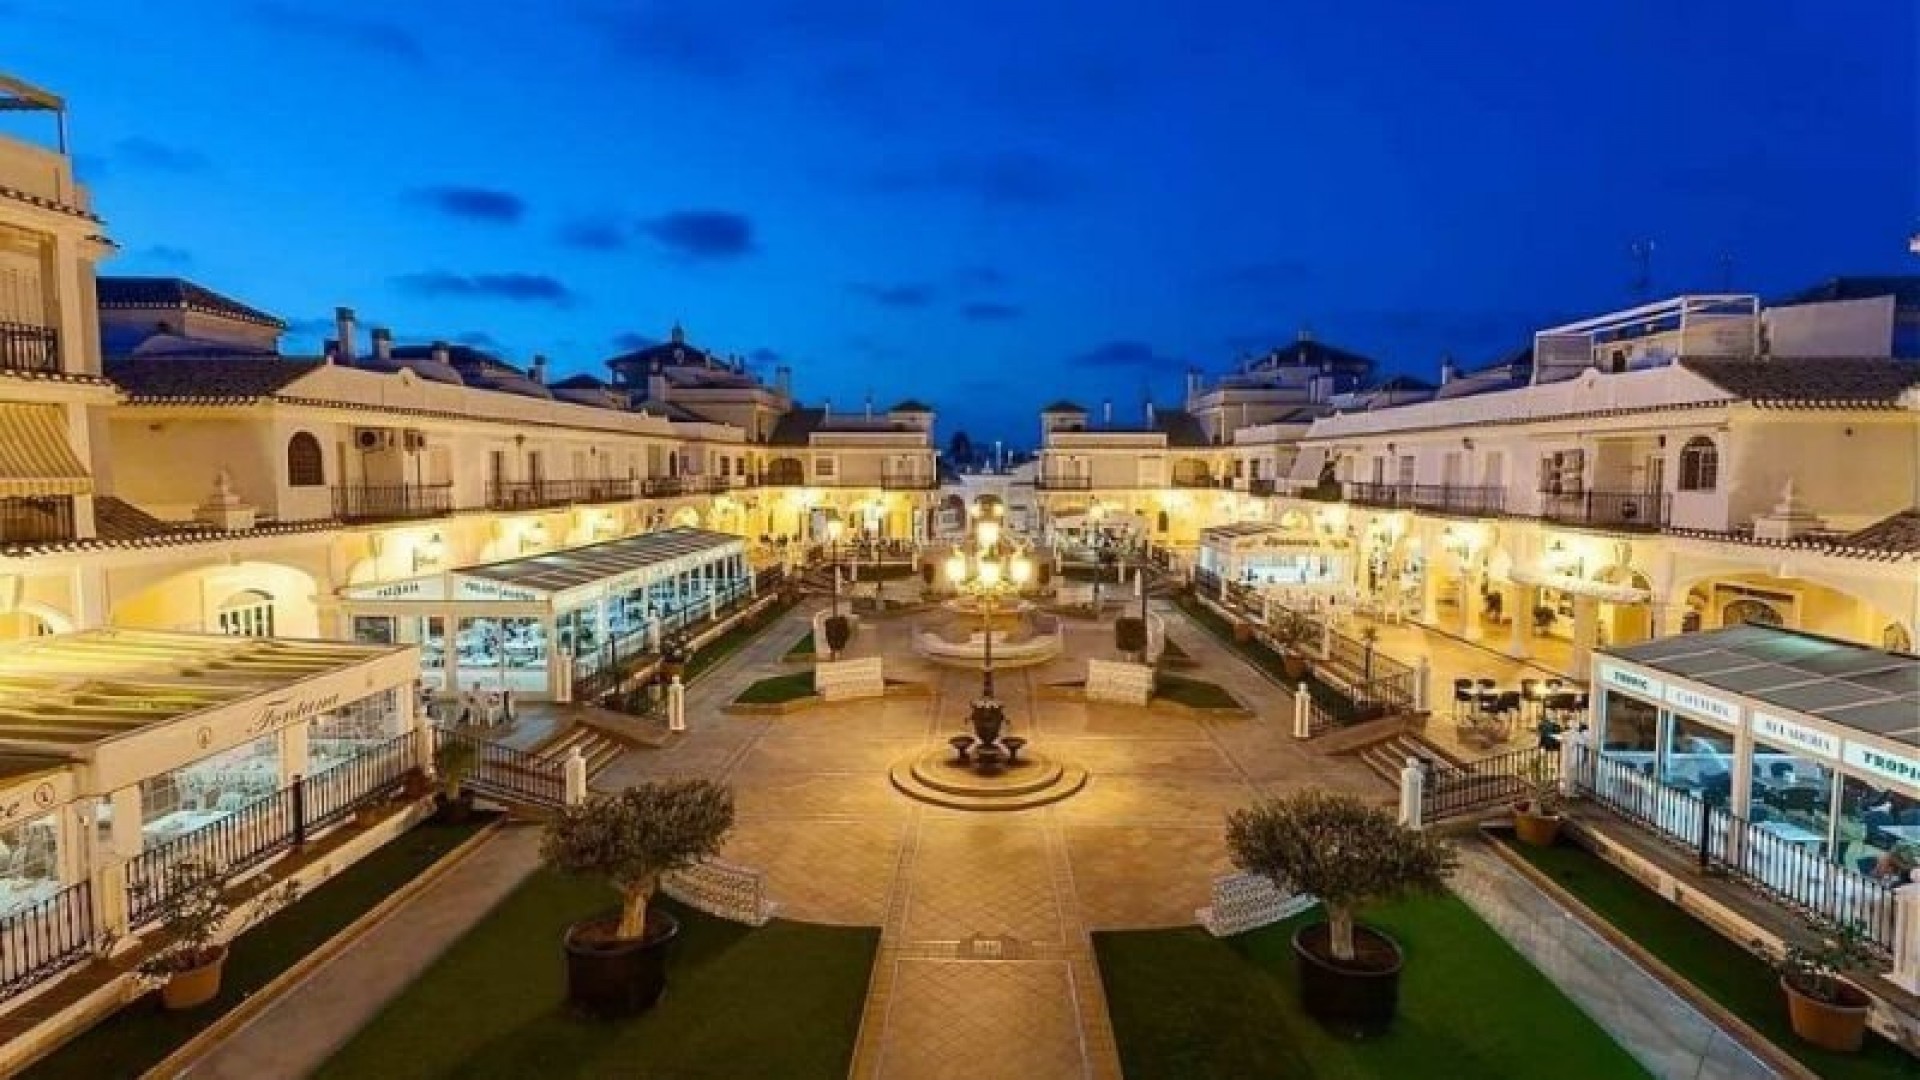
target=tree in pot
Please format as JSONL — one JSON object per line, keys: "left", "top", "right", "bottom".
{"left": 823, "top": 614, "right": 852, "bottom": 661}
{"left": 659, "top": 631, "right": 693, "bottom": 680}
{"left": 1775, "top": 918, "right": 1876, "bottom": 1052}
{"left": 542, "top": 779, "right": 735, "bottom": 1018}
{"left": 1114, "top": 616, "right": 1148, "bottom": 663}
{"left": 434, "top": 738, "right": 478, "bottom": 824}
{"left": 135, "top": 860, "right": 299, "bottom": 1011}
{"left": 1511, "top": 757, "right": 1564, "bottom": 847}
{"left": 1226, "top": 790, "right": 1456, "bottom": 1035}
{"left": 1269, "top": 609, "right": 1315, "bottom": 681}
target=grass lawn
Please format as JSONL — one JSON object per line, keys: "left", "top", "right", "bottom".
{"left": 318, "top": 871, "right": 877, "bottom": 1080}
{"left": 683, "top": 595, "right": 798, "bottom": 683}
{"left": 783, "top": 630, "right": 815, "bottom": 660}
{"left": 1171, "top": 594, "right": 1364, "bottom": 722}
{"left": 1096, "top": 892, "right": 1651, "bottom": 1080}
{"left": 735, "top": 670, "right": 817, "bottom": 705}
{"left": 1154, "top": 673, "right": 1239, "bottom": 709}
{"left": 1504, "top": 835, "right": 1916, "bottom": 1079}
{"left": 26, "top": 815, "right": 492, "bottom": 1080}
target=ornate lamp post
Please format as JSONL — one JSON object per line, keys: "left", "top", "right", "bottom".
{"left": 945, "top": 514, "right": 1032, "bottom": 762}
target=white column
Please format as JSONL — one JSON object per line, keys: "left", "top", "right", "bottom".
{"left": 279, "top": 722, "right": 310, "bottom": 787}
{"left": 1893, "top": 875, "right": 1920, "bottom": 993}
{"left": 1413, "top": 656, "right": 1431, "bottom": 713}
{"left": 1571, "top": 593, "right": 1599, "bottom": 673}
{"left": 1461, "top": 573, "right": 1483, "bottom": 639}
{"left": 107, "top": 786, "right": 143, "bottom": 863}
{"left": 1398, "top": 757, "right": 1426, "bottom": 829}
{"left": 1507, "top": 582, "right": 1532, "bottom": 659}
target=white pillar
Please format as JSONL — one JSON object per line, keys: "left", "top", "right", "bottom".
{"left": 279, "top": 721, "right": 310, "bottom": 787}
{"left": 551, "top": 648, "right": 572, "bottom": 704}
{"left": 1558, "top": 731, "right": 1583, "bottom": 799}
{"left": 1508, "top": 583, "right": 1532, "bottom": 659}
{"left": 1462, "top": 573, "right": 1483, "bottom": 639}
{"left": 107, "top": 786, "right": 143, "bottom": 862}
{"left": 1413, "top": 656, "right": 1431, "bottom": 713}
{"left": 564, "top": 747, "right": 589, "bottom": 806}
{"left": 1893, "top": 875, "right": 1920, "bottom": 993}
{"left": 1292, "top": 683, "right": 1310, "bottom": 739}
{"left": 1571, "top": 593, "right": 1599, "bottom": 673}
{"left": 1398, "top": 757, "right": 1426, "bottom": 829}
{"left": 668, "top": 676, "right": 687, "bottom": 732}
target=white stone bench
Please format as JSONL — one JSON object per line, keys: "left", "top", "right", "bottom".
{"left": 1054, "top": 582, "right": 1096, "bottom": 610}
{"left": 815, "top": 656, "right": 885, "bottom": 701}
{"left": 663, "top": 858, "right": 776, "bottom": 926}
{"left": 1196, "top": 872, "right": 1315, "bottom": 937}
{"left": 1087, "top": 658, "right": 1153, "bottom": 706}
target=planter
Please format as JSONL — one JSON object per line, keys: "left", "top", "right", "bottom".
{"left": 1232, "top": 621, "right": 1254, "bottom": 644}
{"left": 1512, "top": 805, "right": 1562, "bottom": 847}
{"left": 435, "top": 790, "right": 475, "bottom": 825}
{"left": 1782, "top": 978, "right": 1871, "bottom": 1052}
{"left": 1281, "top": 654, "right": 1309, "bottom": 681}
{"left": 158, "top": 945, "right": 228, "bottom": 1011}
{"left": 565, "top": 909, "right": 681, "bottom": 1018}
{"left": 1292, "top": 922, "right": 1404, "bottom": 1036}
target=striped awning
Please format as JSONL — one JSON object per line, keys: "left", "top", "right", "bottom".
{"left": 0, "top": 404, "right": 91, "bottom": 496}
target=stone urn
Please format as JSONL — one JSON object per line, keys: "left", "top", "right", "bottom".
{"left": 969, "top": 699, "right": 1006, "bottom": 747}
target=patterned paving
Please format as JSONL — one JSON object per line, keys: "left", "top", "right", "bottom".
{"left": 593, "top": 595, "right": 1386, "bottom": 1080}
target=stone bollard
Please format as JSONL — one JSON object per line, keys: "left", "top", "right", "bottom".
{"left": 1558, "top": 731, "right": 1582, "bottom": 799}
{"left": 1398, "top": 757, "right": 1426, "bottom": 829}
{"left": 564, "top": 747, "right": 589, "bottom": 806}
{"left": 1292, "top": 682, "right": 1310, "bottom": 739}
{"left": 668, "top": 676, "right": 687, "bottom": 732}
{"left": 1893, "top": 872, "right": 1920, "bottom": 994}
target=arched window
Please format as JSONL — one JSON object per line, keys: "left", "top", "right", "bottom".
{"left": 217, "top": 590, "right": 276, "bottom": 637}
{"left": 287, "top": 432, "right": 324, "bottom": 487}
{"left": 1885, "top": 623, "right": 1914, "bottom": 654}
{"left": 1677, "top": 437, "right": 1718, "bottom": 492}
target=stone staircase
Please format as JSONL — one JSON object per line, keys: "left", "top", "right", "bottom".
{"left": 1354, "top": 732, "right": 1460, "bottom": 787}
{"left": 536, "top": 723, "right": 631, "bottom": 777}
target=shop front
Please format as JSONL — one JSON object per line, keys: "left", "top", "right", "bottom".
{"left": 1197, "top": 522, "right": 1345, "bottom": 588}
{"left": 341, "top": 527, "right": 751, "bottom": 698}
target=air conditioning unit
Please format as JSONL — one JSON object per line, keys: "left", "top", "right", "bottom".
{"left": 353, "top": 427, "right": 391, "bottom": 452}
{"left": 402, "top": 430, "right": 427, "bottom": 451}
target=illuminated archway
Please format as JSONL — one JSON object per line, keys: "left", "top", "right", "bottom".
{"left": 111, "top": 562, "right": 321, "bottom": 638}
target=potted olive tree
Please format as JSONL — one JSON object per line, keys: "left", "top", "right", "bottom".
{"left": 1226, "top": 791, "right": 1456, "bottom": 1035}
{"left": 1269, "top": 609, "right": 1316, "bottom": 681}
{"left": 1511, "top": 758, "right": 1564, "bottom": 847}
{"left": 136, "top": 860, "right": 299, "bottom": 1010}
{"left": 543, "top": 779, "right": 735, "bottom": 1017}
{"left": 823, "top": 615, "right": 852, "bottom": 660}
{"left": 1776, "top": 919, "right": 1875, "bottom": 1052}
{"left": 659, "top": 631, "right": 693, "bottom": 680}
{"left": 434, "top": 738, "right": 478, "bottom": 824}
{"left": 1115, "top": 616, "right": 1148, "bottom": 663}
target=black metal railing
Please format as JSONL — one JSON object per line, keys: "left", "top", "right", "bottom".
{"left": 1572, "top": 745, "right": 1897, "bottom": 952}
{"left": 1035, "top": 475, "right": 1093, "bottom": 490}
{"left": 1537, "top": 490, "right": 1669, "bottom": 531}
{"left": 332, "top": 483, "right": 453, "bottom": 523}
{"left": 1421, "top": 745, "right": 1558, "bottom": 824}
{"left": 486, "top": 478, "right": 638, "bottom": 510}
{"left": 0, "top": 879, "right": 94, "bottom": 1002}
{"left": 762, "top": 463, "right": 806, "bottom": 486}
{"left": 641, "top": 476, "right": 690, "bottom": 498}
{"left": 435, "top": 726, "right": 565, "bottom": 808}
{"left": 0, "top": 321, "right": 59, "bottom": 375}
{"left": 126, "top": 735, "right": 420, "bottom": 925}
{"left": 1347, "top": 482, "right": 1506, "bottom": 515}
{"left": 0, "top": 495, "right": 75, "bottom": 544}
{"left": 1248, "top": 477, "right": 1276, "bottom": 497}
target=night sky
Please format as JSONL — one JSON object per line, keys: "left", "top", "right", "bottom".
{"left": 4, "top": 1, "right": 1915, "bottom": 446}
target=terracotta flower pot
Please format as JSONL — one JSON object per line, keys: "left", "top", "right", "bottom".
{"left": 1512, "top": 805, "right": 1562, "bottom": 847}
{"left": 1281, "top": 654, "right": 1309, "bottom": 681}
{"left": 1782, "top": 978, "right": 1871, "bottom": 1052}
{"left": 159, "top": 945, "right": 228, "bottom": 1011}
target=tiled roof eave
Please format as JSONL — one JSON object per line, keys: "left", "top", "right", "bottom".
{"left": 112, "top": 393, "right": 746, "bottom": 444}
{"left": 0, "top": 368, "right": 115, "bottom": 387}
{"left": 1662, "top": 526, "right": 1920, "bottom": 561}
{"left": 0, "top": 516, "right": 345, "bottom": 558}
{"left": 1304, "top": 398, "right": 1735, "bottom": 442}
{"left": 0, "top": 183, "right": 101, "bottom": 223}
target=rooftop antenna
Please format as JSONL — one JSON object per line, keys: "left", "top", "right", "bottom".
{"left": 1629, "top": 240, "right": 1655, "bottom": 300}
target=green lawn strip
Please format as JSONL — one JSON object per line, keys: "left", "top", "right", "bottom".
{"left": 1503, "top": 835, "right": 1914, "bottom": 1078}
{"left": 734, "top": 671, "right": 817, "bottom": 705}
{"left": 783, "top": 630, "right": 816, "bottom": 659}
{"left": 1096, "top": 891, "right": 1650, "bottom": 1080}
{"left": 26, "top": 816, "right": 492, "bottom": 1080}
{"left": 318, "top": 871, "right": 877, "bottom": 1080}
{"left": 683, "top": 595, "right": 799, "bottom": 683}
{"left": 1171, "top": 594, "right": 1361, "bottom": 721}
{"left": 1153, "top": 673, "right": 1238, "bottom": 709}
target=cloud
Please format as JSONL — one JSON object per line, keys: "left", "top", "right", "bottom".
{"left": 557, "top": 215, "right": 630, "bottom": 251}
{"left": 641, "top": 210, "right": 756, "bottom": 261}
{"left": 747, "top": 347, "right": 782, "bottom": 367}
{"left": 848, "top": 281, "right": 935, "bottom": 308}
{"left": 955, "top": 265, "right": 1009, "bottom": 289}
{"left": 611, "top": 331, "right": 657, "bottom": 351}
{"left": 960, "top": 301, "right": 1022, "bottom": 322}
{"left": 393, "top": 271, "right": 577, "bottom": 307}
{"left": 1068, "top": 340, "right": 1177, "bottom": 371}
{"left": 455, "top": 330, "right": 501, "bottom": 350}
{"left": 869, "top": 150, "right": 1080, "bottom": 206}
{"left": 246, "top": 1, "right": 424, "bottom": 60}
{"left": 407, "top": 185, "right": 526, "bottom": 224}
{"left": 137, "top": 244, "right": 194, "bottom": 267}
{"left": 112, "top": 137, "right": 209, "bottom": 174}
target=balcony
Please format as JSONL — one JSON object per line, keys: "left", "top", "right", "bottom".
{"left": 1035, "top": 475, "right": 1093, "bottom": 491}
{"left": 332, "top": 483, "right": 453, "bottom": 523}
{"left": 1170, "top": 473, "right": 1222, "bottom": 489}
{"left": 761, "top": 463, "right": 806, "bottom": 487}
{"left": 487, "top": 478, "right": 637, "bottom": 510}
{"left": 0, "top": 495, "right": 74, "bottom": 544}
{"left": 1347, "top": 483, "right": 1507, "bottom": 516}
{"left": 640, "top": 477, "right": 689, "bottom": 497}
{"left": 1536, "top": 489, "right": 1669, "bottom": 531}
{"left": 0, "top": 322, "right": 59, "bottom": 376}
{"left": 880, "top": 472, "right": 938, "bottom": 490}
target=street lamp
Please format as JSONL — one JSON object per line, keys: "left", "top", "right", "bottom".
{"left": 825, "top": 518, "right": 846, "bottom": 616}
{"left": 946, "top": 519, "right": 1033, "bottom": 762}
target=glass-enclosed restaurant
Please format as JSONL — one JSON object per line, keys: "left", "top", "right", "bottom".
{"left": 1593, "top": 625, "right": 1920, "bottom": 876}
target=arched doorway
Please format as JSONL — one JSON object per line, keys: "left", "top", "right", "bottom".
{"left": 216, "top": 589, "right": 276, "bottom": 637}
{"left": 1882, "top": 622, "right": 1913, "bottom": 653}
{"left": 1593, "top": 565, "right": 1654, "bottom": 648}
{"left": 671, "top": 506, "right": 701, "bottom": 529}
{"left": 0, "top": 604, "right": 67, "bottom": 641}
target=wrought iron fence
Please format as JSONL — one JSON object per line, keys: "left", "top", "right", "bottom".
{"left": 332, "top": 483, "right": 453, "bottom": 522}
{"left": 303, "top": 733, "right": 417, "bottom": 833}
{"left": 1421, "top": 745, "right": 1557, "bottom": 824}
{"left": 0, "top": 321, "right": 58, "bottom": 374}
{"left": 0, "top": 495, "right": 76, "bottom": 545}
{"left": 435, "top": 726, "right": 566, "bottom": 808}
{"left": 1537, "top": 490, "right": 1670, "bottom": 531}
{"left": 1572, "top": 745, "right": 1896, "bottom": 952}
{"left": 0, "top": 880, "right": 94, "bottom": 1002}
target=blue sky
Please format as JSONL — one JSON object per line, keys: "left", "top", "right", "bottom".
{"left": 4, "top": 0, "right": 1915, "bottom": 446}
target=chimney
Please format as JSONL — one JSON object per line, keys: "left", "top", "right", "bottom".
{"left": 371, "top": 327, "right": 393, "bottom": 361}
{"left": 1102, "top": 399, "right": 1113, "bottom": 425}
{"left": 670, "top": 321, "right": 686, "bottom": 345}
{"left": 431, "top": 340, "right": 450, "bottom": 367}
{"left": 1145, "top": 400, "right": 1156, "bottom": 426}
{"left": 530, "top": 354, "right": 547, "bottom": 385}
{"left": 864, "top": 392, "right": 873, "bottom": 420}
{"left": 334, "top": 307, "right": 357, "bottom": 363}
{"left": 1297, "top": 325, "right": 1314, "bottom": 344}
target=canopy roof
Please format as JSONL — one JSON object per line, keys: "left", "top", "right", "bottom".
{"left": 1607, "top": 626, "right": 1920, "bottom": 747}
{"left": 454, "top": 527, "right": 744, "bottom": 605}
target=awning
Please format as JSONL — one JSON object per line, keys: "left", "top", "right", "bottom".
{"left": 1287, "top": 447, "right": 1328, "bottom": 487}
{"left": 0, "top": 404, "right": 91, "bottom": 496}
{"left": 1508, "top": 565, "right": 1650, "bottom": 604}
